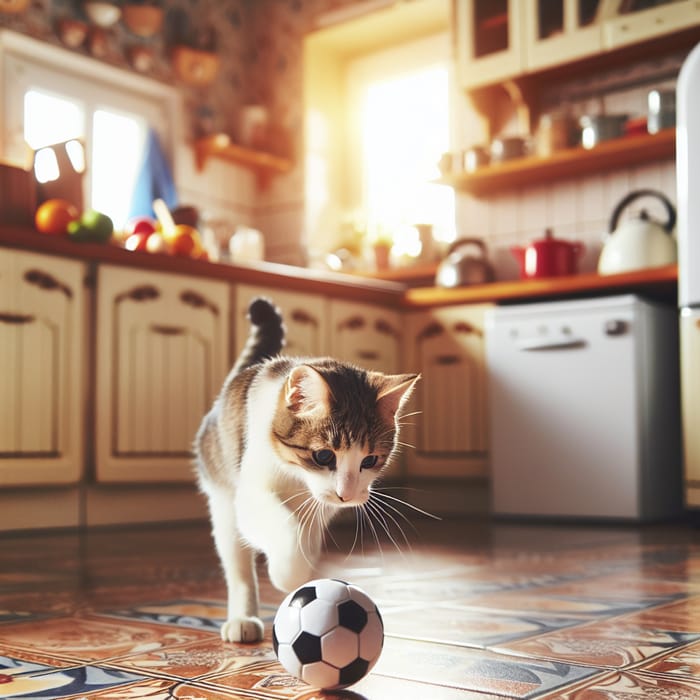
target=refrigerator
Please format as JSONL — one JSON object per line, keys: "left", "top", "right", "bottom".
{"left": 677, "top": 43, "right": 700, "bottom": 508}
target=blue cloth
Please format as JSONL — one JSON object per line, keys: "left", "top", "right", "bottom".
{"left": 128, "top": 128, "right": 178, "bottom": 219}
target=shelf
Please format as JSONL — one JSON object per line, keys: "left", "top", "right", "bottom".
{"left": 437, "top": 128, "right": 676, "bottom": 197}
{"left": 193, "top": 133, "right": 292, "bottom": 188}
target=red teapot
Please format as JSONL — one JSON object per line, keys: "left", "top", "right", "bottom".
{"left": 511, "top": 228, "right": 585, "bottom": 279}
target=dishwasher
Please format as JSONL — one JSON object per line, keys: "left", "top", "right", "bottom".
{"left": 485, "top": 294, "right": 682, "bottom": 520}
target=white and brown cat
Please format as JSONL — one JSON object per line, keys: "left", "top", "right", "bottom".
{"left": 194, "top": 298, "right": 418, "bottom": 643}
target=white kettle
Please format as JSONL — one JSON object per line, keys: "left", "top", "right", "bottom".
{"left": 598, "top": 189, "right": 677, "bottom": 275}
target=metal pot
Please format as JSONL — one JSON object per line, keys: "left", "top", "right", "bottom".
{"left": 511, "top": 228, "right": 585, "bottom": 279}
{"left": 435, "top": 238, "right": 495, "bottom": 288}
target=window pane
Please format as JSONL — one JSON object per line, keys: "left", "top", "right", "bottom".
{"left": 361, "top": 64, "right": 454, "bottom": 241}
{"left": 92, "top": 109, "right": 146, "bottom": 229}
{"left": 24, "top": 90, "right": 84, "bottom": 149}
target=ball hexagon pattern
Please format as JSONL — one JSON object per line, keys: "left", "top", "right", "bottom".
{"left": 272, "top": 578, "right": 384, "bottom": 690}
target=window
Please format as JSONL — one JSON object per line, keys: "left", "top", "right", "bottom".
{"left": 1, "top": 30, "right": 178, "bottom": 230}
{"left": 303, "top": 1, "right": 452, "bottom": 261}
{"left": 347, "top": 34, "right": 455, "bottom": 254}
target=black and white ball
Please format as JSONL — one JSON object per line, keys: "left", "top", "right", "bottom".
{"left": 272, "top": 578, "right": 384, "bottom": 690}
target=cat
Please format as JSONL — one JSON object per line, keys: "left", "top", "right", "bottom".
{"left": 194, "top": 297, "right": 419, "bottom": 643}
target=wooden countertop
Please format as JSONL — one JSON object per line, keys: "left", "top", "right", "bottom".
{"left": 0, "top": 225, "right": 678, "bottom": 308}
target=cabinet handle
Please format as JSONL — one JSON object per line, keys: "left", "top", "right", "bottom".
{"left": 291, "top": 309, "right": 319, "bottom": 327}
{"left": 180, "top": 290, "right": 219, "bottom": 316}
{"left": 417, "top": 321, "right": 444, "bottom": 341}
{"left": 357, "top": 350, "right": 379, "bottom": 361}
{"left": 24, "top": 269, "right": 72, "bottom": 299}
{"left": 435, "top": 354, "right": 460, "bottom": 365}
{"left": 338, "top": 315, "right": 365, "bottom": 331}
{"left": 453, "top": 320, "right": 482, "bottom": 337}
{"left": 150, "top": 324, "right": 185, "bottom": 336}
{"left": 375, "top": 319, "right": 398, "bottom": 338}
{"left": 115, "top": 285, "right": 160, "bottom": 304}
{"left": 0, "top": 312, "right": 35, "bottom": 325}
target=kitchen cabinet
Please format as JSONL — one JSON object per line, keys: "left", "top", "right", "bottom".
{"left": 604, "top": 0, "right": 700, "bottom": 50}
{"left": 95, "top": 265, "right": 230, "bottom": 482}
{"left": 404, "top": 304, "right": 490, "bottom": 478}
{"left": 234, "top": 284, "right": 327, "bottom": 358}
{"left": 681, "top": 309, "right": 700, "bottom": 508}
{"left": 0, "top": 249, "right": 85, "bottom": 485}
{"left": 328, "top": 300, "right": 402, "bottom": 374}
{"left": 455, "top": 0, "right": 524, "bottom": 90}
{"left": 524, "top": 0, "right": 608, "bottom": 71}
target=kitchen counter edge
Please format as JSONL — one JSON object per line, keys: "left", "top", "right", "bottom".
{"left": 0, "top": 226, "right": 677, "bottom": 309}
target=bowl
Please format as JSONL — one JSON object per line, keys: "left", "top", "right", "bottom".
{"left": 84, "top": 1, "right": 121, "bottom": 27}
{"left": 122, "top": 4, "right": 164, "bottom": 37}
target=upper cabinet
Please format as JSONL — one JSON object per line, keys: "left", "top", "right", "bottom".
{"left": 456, "top": 0, "right": 700, "bottom": 93}
{"left": 604, "top": 0, "right": 700, "bottom": 49}
{"left": 0, "top": 249, "right": 86, "bottom": 486}
{"left": 523, "top": 0, "right": 607, "bottom": 71}
{"left": 455, "top": 0, "right": 524, "bottom": 90}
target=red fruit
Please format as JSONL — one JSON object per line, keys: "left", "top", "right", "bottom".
{"left": 125, "top": 216, "right": 157, "bottom": 236}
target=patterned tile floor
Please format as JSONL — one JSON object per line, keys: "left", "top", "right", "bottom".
{"left": 1, "top": 518, "right": 700, "bottom": 699}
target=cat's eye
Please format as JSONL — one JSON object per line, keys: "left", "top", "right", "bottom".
{"left": 361, "top": 455, "right": 379, "bottom": 470}
{"left": 312, "top": 449, "right": 336, "bottom": 469}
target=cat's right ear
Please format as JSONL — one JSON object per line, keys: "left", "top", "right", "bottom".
{"left": 285, "top": 365, "right": 331, "bottom": 417}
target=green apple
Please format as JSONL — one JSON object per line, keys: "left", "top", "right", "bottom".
{"left": 68, "top": 209, "right": 114, "bottom": 243}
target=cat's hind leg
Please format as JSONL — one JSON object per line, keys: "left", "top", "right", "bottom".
{"left": 207, "top": 488, "right": 264, "bottom": 643}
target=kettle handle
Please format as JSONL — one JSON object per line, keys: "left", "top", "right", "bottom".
{"left": 447, "top": 237, "right": 488, "bottom": 257}
{"left": 609, "top": 188, "right": 676, "bottom": 234}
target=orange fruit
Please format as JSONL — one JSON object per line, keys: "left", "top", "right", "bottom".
{"left": 35, "top": 199, "right": 80, "bottom": 235}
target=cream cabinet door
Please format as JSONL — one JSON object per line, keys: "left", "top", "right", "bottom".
{"left": 604, "top": 0, "right": 700, "bottom": 50}
{"left": 95, "top": 265, "right": 229, "bottom": 482}
{"left": 234, "top": 284, "right": 327, "bottom": 358}
{"left": 404, "top": 304, "right": 490, "bottom": 478}
{"left": 0, "top": 249, "right": 85, "bottom": 485}
{"left": 682, "top": 309, "right": 700, "bottom": 508}
{"left": 328, "top": 300, "right": 402, "bottom": 374}
{"left": 455, "top": 0, "right": 524, "bottom": 90}
{"left": 523, "top": 0, "right": 607, "bottom": 71}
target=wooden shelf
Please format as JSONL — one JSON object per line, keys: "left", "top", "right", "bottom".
{"left": 193, "top": 133, "right": 292, "bottom": 188}
{"left": 438, "top": 128, "right": 676, "bottom": 197}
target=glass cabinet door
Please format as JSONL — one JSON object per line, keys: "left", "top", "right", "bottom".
{"left": 524, "top": 0, "right": 608, "bottom": 70}
{"left": 455, "top": 0, "right": 524, "bottom": 89}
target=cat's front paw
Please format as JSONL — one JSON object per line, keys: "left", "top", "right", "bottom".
{"left": 220, "top": 616, "right": 264, "bottom": 643}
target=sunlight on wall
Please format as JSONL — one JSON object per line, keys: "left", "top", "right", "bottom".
{"left": 361, "top": 64, "right": 454, "bottom": 245}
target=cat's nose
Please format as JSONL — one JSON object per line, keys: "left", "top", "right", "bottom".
{"left": 336, "top": 492, "right": 348, "bottom": 503}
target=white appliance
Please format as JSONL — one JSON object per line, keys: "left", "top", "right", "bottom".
{"left": 486, "top": 295, "right": 681, "bottom": 520}
{"left": 677, "top": 43, "right": 700, "bottom": 508}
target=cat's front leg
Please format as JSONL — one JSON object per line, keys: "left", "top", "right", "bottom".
{"left": 206, "top": 487, "right": 264, "bottom": 643}
{"left": 237, "top": 486, "right": 322, "bottom": 593}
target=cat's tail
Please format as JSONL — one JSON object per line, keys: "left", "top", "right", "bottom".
{"left": 231, "top": 297, "right": 285, "bottom": 375}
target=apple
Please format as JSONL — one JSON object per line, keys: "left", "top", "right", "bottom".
{"left": 170, "top": 226, "right": 203, "bottom": 257}
{"left": 67, "top": 209, "right": 113, "bottom": 243}
{"left": 125, "top": 216, "right": 157, "bottom": 237}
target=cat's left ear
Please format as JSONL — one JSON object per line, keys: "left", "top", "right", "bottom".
{"left": 375, "top": 373, "right": 420, "bottom": 423}
{"left": 285, "top": 365, "right": 332, "bottom": 417}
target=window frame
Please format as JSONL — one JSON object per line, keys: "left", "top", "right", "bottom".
{"left": 0, "top": 29, "right": 181, "bottom": 216}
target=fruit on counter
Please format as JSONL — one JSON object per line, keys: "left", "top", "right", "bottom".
{"left": 34, "top": 199, "right": 79, "bottom": 235}
{"left": 124, "top": 231, "right": 153, "bottom": 251}
{"left": 125, "top": 216, "right": 158, "bottom": 237}
{"left": 169, "top": 224, "right": 203, "bottom": 257}
{"left": 67, "top": 209, "right": 114, "bottom": 243}
{"left": 145, "top": 231, "right": 168, "bottom": 253}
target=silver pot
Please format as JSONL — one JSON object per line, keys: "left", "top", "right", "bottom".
{"left": 580, "top": 114, "right": 628, "bottom": 149}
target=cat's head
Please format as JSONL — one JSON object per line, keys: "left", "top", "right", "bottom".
{"left": 271, "top": 360, "right": 419, "bottom": 508}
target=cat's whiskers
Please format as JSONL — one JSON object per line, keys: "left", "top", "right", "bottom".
{"left": 363, "top": 497, "right": 410, "bottom": 556}
{"left": 372, "top": 490, "right": 441, "bottom": 520}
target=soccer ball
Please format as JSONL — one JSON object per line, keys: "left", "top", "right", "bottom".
{"left": 272, "top": 578, "right": 384, "bottom": 690}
